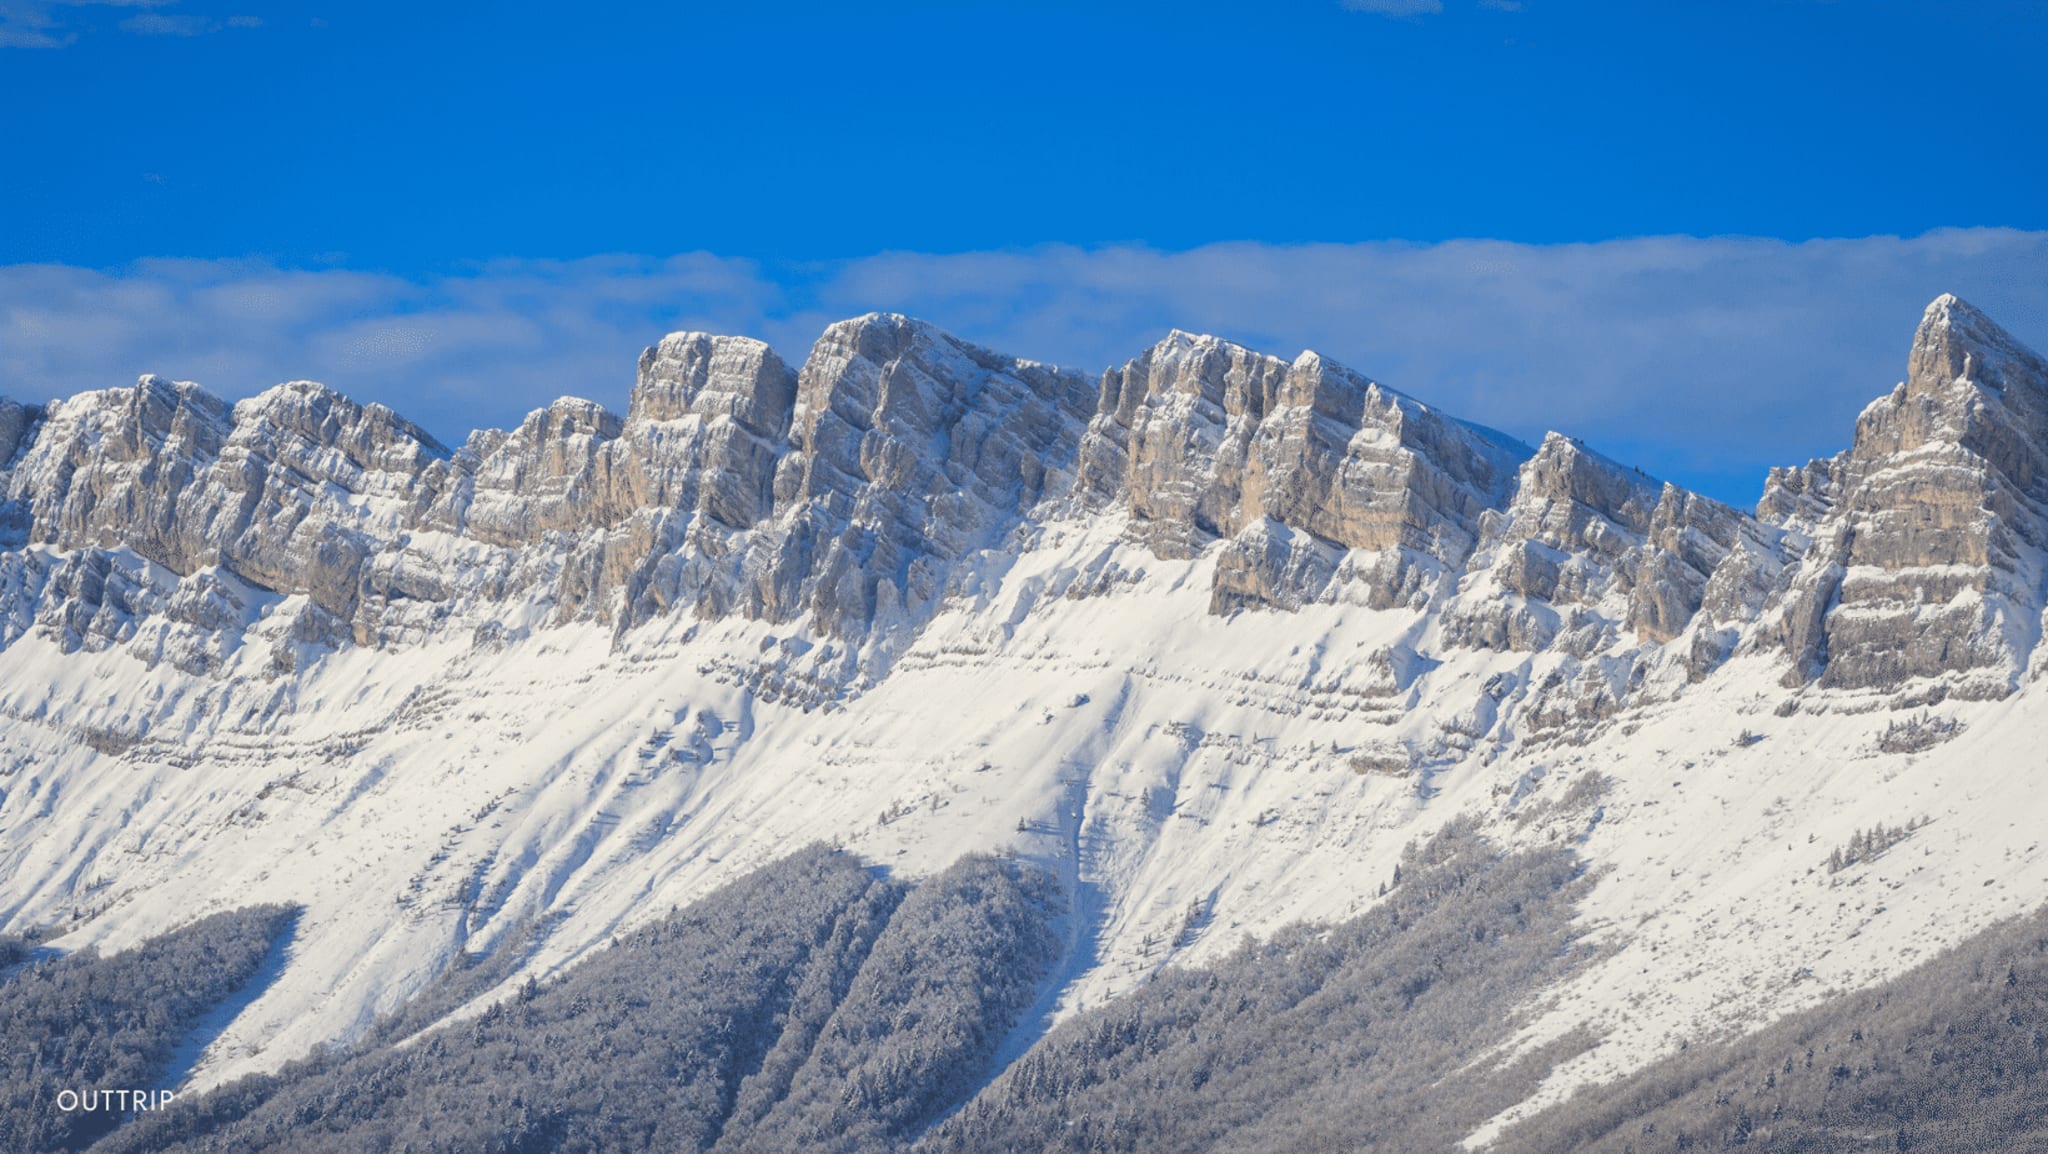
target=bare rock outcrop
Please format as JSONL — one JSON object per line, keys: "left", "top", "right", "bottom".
{"left": 402, "top": 334, "right": 803, "bottom": 629}
{"left": 1767, "top": 295, "right": 2048, "bottom": 694}
{"left": 199, "top": 382, "right": 448, "bottom": 622}
{"left": 1079, "top": 333, "right": 1529, "bottom": 612}
{"left": 0, "top": 293, "right": 2039, "bottom": 708}
{"left": 2, "top": 376, "right": 446, "bottom": 627}
{"left": 9, "top": 376, "right": 234, "bottom": 573}
{"left": 0, "top": 398, "right": 40, "bottom": 546}
{"left": 753, "top": 314, "right": 1098, "bottom": 639}
{"left": 1442, "top": 433, "right": 1744, "bottom": 658}
{"left": 0, "top": 398, "right": 34, "bottom": 471}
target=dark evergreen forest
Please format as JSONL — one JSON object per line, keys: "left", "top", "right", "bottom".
{"left": 0, "top": 905, "right": 297, "bottom": 1153}
{"left": 1493, "top": 904, "right": 2048, "bottom": 1152}
{"left": 93, "top": 849, "right": 1063, "bottom": 1154}
{"left": 926, "top": 819, "right": 1596, "bottom": 1153}
{"left": 10, "top": 832, "right": 2048, "bottom": 1152}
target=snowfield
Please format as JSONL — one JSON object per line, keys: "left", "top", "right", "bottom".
{"left": 1, "top": 517, "right": 2042, "bottom": 1146}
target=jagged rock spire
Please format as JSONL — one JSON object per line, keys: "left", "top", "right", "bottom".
{"left": 1768, "top": 293, "right": 2048, "bottom": 694}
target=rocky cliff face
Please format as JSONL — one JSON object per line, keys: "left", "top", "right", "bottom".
{"left": 752, "top": 314, "right": 1097, "bottom": 641}
{"left": 1412, "top": 439, "right": 1766, "bottom": 741}
{"left": 1440, "top": 431, "right": 1762, "bottom": 671}
{"left": 412, "top": 333, "right": 799, "bottom": 631}
{"left": 0, "top": 377, "right": 448, "bottom": 659}
{"left": 1078, "top": 333, "right": 1529, "bottom": 613}
{"left": 1762, "top": 295, "right": 2048, "bottom": 696}
{"left": 0, "top": 295, "right": 2041, "bottom": 704}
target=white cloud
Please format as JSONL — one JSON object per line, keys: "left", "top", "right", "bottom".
{"left": 805, "top": 232, "right": 2048, "bottom": 502}
{"left": 2, "top": 232, "right": 2043, "bottom": 506}
{"left": 118, "top": 10, "right": 211, "bottom": 35}
{"left": 0, "top": 0, "right": 68, "bottom": 46}
{"left": 0, "top": 0, "right": 228, "bottom": 47}
{"left": 1340, "top": 0, "right": 1444, "bottom": 16}
{"left": 0, "top": 26, "right": 64, "bottom": 46}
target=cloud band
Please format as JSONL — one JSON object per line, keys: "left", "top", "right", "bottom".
{"left": 3, "top": 230, "right": 2043, "bottom": 507}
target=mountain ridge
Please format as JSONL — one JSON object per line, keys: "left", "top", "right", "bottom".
{"left": 9, "top": 295, "right": 2038, "bottom": 698}
{"left": 0, "top": 295, "right": 2044, "bottom": 1144}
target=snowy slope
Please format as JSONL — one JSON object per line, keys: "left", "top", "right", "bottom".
{"left": 0, "top": 295, "right": 2043, "bottom": 1144}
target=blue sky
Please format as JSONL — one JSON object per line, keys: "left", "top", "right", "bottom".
{"left": 3, "top": 1, "right": 2046, "bottom": 505}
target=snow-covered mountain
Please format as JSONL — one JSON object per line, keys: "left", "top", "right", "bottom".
{"left": 1, "top": 294, "right": 2044, "bottom": 1143}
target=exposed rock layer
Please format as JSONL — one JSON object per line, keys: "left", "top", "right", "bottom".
{"left": 1079, "top": 334, "right": 1528, "bottom": 612}
{"left": 1764, "top": 295, "right": 2048, "bottom": 694}
{"left": 1, "top": 295, "right": 2042, "bottom": 701}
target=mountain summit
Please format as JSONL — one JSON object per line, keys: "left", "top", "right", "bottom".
{"left": 1762, "top": 294, "right": 2048, "bottom": 692}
